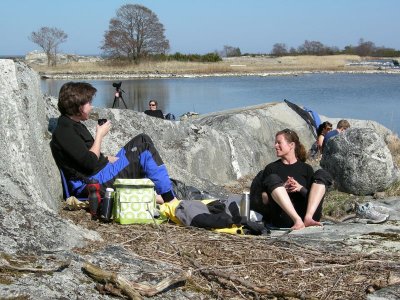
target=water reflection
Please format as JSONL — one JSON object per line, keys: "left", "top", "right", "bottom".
{"left": 42, "top": 79, "right": 170, "bottom": 113}
{"left": 41, "top": 74, "right": 400, "bottom": 134}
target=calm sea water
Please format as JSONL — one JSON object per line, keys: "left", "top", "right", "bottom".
{"left": 41, "top": 73, "right": 400, "bottom": 134}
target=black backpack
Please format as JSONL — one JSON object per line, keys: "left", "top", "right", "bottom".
{"left": 165, "top": 113, "right": 176, "bottom": 121}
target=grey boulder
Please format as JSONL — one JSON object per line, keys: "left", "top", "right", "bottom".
{"left": 321, "top": 127, "right": 399, "bottom": 195}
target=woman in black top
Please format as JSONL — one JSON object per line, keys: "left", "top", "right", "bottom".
{"left": 250, "top": 129, "right": 332, "bottom": 230}
{"left": 144, "top": 100, "right": 164, "bottom": 119}
{"left": 50, "top": 82, "right": 176, "bottom": 203}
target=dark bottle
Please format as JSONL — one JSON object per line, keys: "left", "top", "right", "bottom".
{"left": 100, "top": 188, "right": 114, "bottom": 222}
{"left": 87, "top": 179, "right": 101, "bottom": 217}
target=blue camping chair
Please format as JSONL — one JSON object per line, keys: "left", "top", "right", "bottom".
{"left": 59, "top": 169, "right": 88, "bottom": 201}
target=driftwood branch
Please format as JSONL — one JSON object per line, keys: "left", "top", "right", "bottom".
{"left": 83, "top": 262, "right": 191, "bottom": 299}
{"left": 0, "top": 257, "right": 71, "bottom": 273}
{"left": 282, "top": 264, "right": 348, "bottom": 275}
{"left": 153, "top": 221, "right": 309, "bottom": 298}
{"left": 185, "top": 255, "right": 314, "bottom": 299}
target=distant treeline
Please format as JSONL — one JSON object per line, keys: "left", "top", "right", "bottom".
{"left": 269, "top": 39, "right": 400, "bottom": 57}
{"left": 142, "top": 39, "right": 400, "bottom": 63}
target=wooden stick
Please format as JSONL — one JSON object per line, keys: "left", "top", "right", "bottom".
{"left": 282, "top": 264, "right": 348, "bottom": 275}
{"left": 83, "top": 262, "right": 142, "bottom": 300}
{"left": 83, "top": 262, "right": 191, "bottom": 298}
{"left": 0, "top": 258, "right": 71, "bottom": 273}
{"left": 322, "top": 272, "right": 344, "bottom": 300}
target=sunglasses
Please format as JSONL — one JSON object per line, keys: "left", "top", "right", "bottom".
{"left": 282, "top": 128, "right": 293, "bottom": 134}
{"left": 149, "top": 104, "right": 156, "bottom": 106}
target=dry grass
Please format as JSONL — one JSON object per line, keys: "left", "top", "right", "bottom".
{"left": 30, "top": 55, "right": 370, "bottom": 75}
{"left": 61, "top": 207, "right": 400, "bottom": 299}
{"left": 386, "top": 135, "right": 400, "bottom": 196}
{"left": 388, "top": 134, "right": 400, "bottom": 167}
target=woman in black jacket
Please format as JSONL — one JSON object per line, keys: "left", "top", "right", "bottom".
{"left": 50, "top": 82, "right": 176, "bottom": 204}
{"left": 250, "top": 129, "right": 332, "bottom": 230}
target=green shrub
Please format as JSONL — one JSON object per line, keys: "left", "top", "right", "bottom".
{"left": 168, "top": 52, "right": 221, "bottom": 62}
{"left": 200, "top": 52, "right": 222, "bottom": 62}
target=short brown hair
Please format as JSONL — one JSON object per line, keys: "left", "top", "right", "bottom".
{"left": 337, "top": 119, "right": 350, "bottom": 130}
{"left": 58, "top": 82, "right": 97, "bottom": 116}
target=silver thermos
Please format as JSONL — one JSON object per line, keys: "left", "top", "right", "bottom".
{"left": 240, "top": 191, "right": 250, "bottom": 221}
{"left": 100, "top": 187, "right": 114, "bottom": 222}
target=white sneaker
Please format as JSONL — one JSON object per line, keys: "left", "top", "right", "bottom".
{"left": 371, "top": 204, "right": 392, "bottom": 215}
{"left": 355, "top": 202, "right": 389, "bottom": 224}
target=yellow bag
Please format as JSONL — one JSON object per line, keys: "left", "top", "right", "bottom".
{"left": 158, "top": 199, "right": 183, "bottom": 225}
{"left": 113, "top": 178, "right": 156, "bottom": 224}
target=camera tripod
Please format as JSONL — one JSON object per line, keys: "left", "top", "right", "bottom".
{"left": 112, "top": 87, "right": 128, "bottom": 109}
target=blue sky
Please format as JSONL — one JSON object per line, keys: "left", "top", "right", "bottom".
{"left": 1, "top": 0, "right": 399, "bottom": 56}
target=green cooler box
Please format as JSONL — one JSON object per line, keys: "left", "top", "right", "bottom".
{"left": 113, "top": 178, "right": 156, "bottom": 224}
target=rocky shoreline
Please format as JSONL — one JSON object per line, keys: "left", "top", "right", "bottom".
{"left": 39, "top": 68, "right": 400, "bottom": 80}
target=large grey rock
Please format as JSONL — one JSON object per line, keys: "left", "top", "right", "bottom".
{"left": 0, "top": 60, "right": 100, "bottom": 254}
{"left": 321, "top": 127, "right": 399, "bottom": 195}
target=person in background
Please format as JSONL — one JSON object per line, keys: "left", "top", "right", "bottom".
{"left": 144, "top": 100, "right": 164, "bottom": 119}
{"left": 50, "top": 82, "right": 177, "bottom": 204}
{"left": 250, "top": 129, "right": 332, "bottom": 230}
{"left": 309, "top": 121, "right": 333, "bottom": 158}
{"left": 310, "top": 121, "right": 332, "bottom": 158}
{"left": 322, "top": 119, "right": 350, "bottom": 150}
{"left": 316, "top": 121, "right": 333, "bottom": 150}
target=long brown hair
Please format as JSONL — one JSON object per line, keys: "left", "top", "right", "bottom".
{"left": 276, "top": 129, "right": 307, "bottom": 162}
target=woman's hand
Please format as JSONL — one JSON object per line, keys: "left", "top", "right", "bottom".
{"left": 96, "top": 120, "right": 111, "bottom": 138}
{"left": 107, "top": 156, "right": 119, "bottom": 163}
{"left": 90, "top": 120, "right": 111, "bottom": 158}
{"left": 285, "top": 176, "right": 303, "bottom": 193}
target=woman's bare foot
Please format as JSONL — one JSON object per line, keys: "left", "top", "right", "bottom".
{"left": 304, "top": 216, "right": 322, "bottom": 227}
{"left": 291, "top": 219, "right": 305, "bottom": 230}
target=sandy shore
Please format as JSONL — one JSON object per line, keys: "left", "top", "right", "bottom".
{"left": 31, "top": 54, "right": 400, "bottom": 79}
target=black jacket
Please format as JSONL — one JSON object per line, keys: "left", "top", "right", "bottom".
{"left": 50, "top": 115, "right": 108, "bottom": 180}
{"left": 144, "top": 109, "right": 164, "bottom": 119}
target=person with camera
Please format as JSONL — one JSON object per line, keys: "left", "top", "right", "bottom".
{"left": 50, "top": 82, "right": 177, "bottom": 204}
{"left": 144, "top": 100, "right": 164, "bottom": 119}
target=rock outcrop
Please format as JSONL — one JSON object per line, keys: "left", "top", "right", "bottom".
{"left": 25, "top": 50, "right": 103, "bottom": 66}
{"left": 0, "top": 60, "right": 100, "bottom": 254}
{"left": 321, "top": 127, "right": 399, "bottom": 195}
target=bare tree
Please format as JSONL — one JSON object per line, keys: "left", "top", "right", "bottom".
{"left": 101, "top": 4, "right": 169, "bottom": 62}
{"left": 297, "top": 40, "right": 336, "bottom": 55}
{"left": 221, "top": 45, "right": 241, "bottom": 57}
{"left": 271, "top": 43, "right": 288, "bottom": 56}
{"left": 297, "top": 40, "right": 324, "bottom": 55}
{"left": 29, "top": 27, "right": 68, "bottom": 66}
{"left": 355, "top": 38, "right": 376, "bottom": 56}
